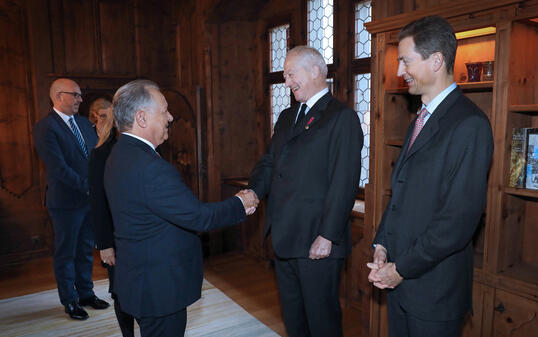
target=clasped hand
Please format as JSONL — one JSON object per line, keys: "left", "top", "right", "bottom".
{"left": 235, "top": 189, "right": 259, "bottom": 215}
{"left": 367, "top": 245, "right": 402, "bottom": 289}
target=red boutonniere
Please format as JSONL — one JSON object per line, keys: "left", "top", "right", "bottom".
{"left": 305, "top": 117, "right": 315, "bottom": 129}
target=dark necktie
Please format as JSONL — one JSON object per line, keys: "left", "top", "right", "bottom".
{"left": 407, "top": 107, "right": 429, "bottom": 152}
{"left": 68, "top": 116, "right": 88, "bottom": 158}
{"left": 294, "top": 104, "right": 307, "bottom": 129}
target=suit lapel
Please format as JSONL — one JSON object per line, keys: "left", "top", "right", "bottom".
{"left": 395, "top": 88, "right": 463, "bottom": 173}
{"left": 50, "top": 111, "right": 90, "bottom": 158}
{"left": 286, "top": 92, "right": 332, "bottom": 143}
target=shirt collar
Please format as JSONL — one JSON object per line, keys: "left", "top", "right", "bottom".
{"left": 122, "top": 132, "right": 156, "bottom": 151}
{"left": 305, "top": 87, "right": 329, "bottom": 110}
{"left": 422, "top": 82, "right": 457, "bottom": 114}
{"left": 53, "top": 108, "right": 74, "bottom": 124}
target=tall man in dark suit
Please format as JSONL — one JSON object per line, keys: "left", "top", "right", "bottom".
{"left": 33, "top": 78, "right": 110, "bottom": 320}
{"left": 368, "top": 16, "right": 494, "bottom": 337}
{"left": 249, "top": 46, "right": 363, "bottom": 337}
{"left": 104, "top": 79, "right": 258, "bottom": 337}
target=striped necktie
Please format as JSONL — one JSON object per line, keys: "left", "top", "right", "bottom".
{"left": 407, "top": 108, "right": 429, "bottom": 152}
{"left": 68, "top": 116, "right": 88, "bottom": 158}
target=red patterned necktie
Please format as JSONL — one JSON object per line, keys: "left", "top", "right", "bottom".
{"left": 407, "top": 107, "right": 429, "bottom": 152}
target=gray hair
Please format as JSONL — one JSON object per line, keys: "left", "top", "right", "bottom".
{"left": 112, "top": 79, "right": 160, "bottom": 132}
{"left": 288, "top": 46, "right": 328, "bottom": 78}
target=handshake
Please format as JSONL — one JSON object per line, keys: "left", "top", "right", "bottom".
{"left": 236, "top": 189, "right": 260, "bottom": 215}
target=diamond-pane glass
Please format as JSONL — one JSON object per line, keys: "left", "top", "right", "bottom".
{"left": 271, "top": 83, "right": 291, "bottom": 130}
{"left": 354, "top": 73, "right": 371, "bottom": 187}
{"left": 308, "top": 0, "right": 333, "bottom": 64}
{"left": 270, "top": 24, "right": 289, "bottom": 72}
{"left": 355, "top": 1, "right": 372, "bottom": 59}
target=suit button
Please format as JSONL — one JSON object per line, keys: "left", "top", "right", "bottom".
{"left": 391, "top": 205, "right": 396, "bottom": 211}
{"left": 278, "top": 173, "right": 283, "bottom": 178}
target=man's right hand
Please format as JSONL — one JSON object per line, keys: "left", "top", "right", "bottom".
{"left": 367, "top": 244, "right": 387, "bottom": 284}
{"left": 236, "top": 189, "right": 259, "bottom": 215}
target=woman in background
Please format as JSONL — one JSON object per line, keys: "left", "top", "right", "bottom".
{"left": 88, "top": 102, "right": 135, "bottom": 336}
{"left": 89, "top": 98, "right": 112, "bottom": 138}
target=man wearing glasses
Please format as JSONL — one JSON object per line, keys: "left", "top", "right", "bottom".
{"left": 33, "top": 78, "right": 109, "bottom": 320}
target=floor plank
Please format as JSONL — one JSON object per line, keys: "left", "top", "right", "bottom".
{"left": 0, "top": 251, "right": 364, "bottom": 336}
{"left": 204, "top": 253, "right": 364, "bottom": 337}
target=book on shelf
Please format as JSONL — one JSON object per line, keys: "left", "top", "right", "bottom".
{"left": 509, "top": 128, "right": 528, "bottom": 187}
{"left": 526, "top": 128, "right": 538, "bottom": 190}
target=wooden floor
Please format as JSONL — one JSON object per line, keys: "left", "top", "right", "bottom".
{"left": 0, "top": 251, "right": 363, "bottom": 336}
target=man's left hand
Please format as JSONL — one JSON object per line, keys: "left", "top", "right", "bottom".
{"left": 309, "top": 235, "right": 332, "bottom": 259}
{"left": 372, "top": 262, "right": 403, "bottom": 289}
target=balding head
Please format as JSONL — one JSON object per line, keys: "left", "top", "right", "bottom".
{"left": 283, "top": 46, "right": 328, "bottom": 103}
{"left": 49, "top": 78, "right": 82, "bottom": 116}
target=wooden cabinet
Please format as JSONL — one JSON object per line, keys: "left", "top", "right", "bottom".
{"left": 366, "top": 1, "right": 538, "bottom": 336}
{"left": 492, "top": 289, "right": 538, "bottom": 336}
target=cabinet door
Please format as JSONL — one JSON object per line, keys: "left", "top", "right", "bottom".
{"left": 492, "top": 289, "right": 538, "bottom": 337}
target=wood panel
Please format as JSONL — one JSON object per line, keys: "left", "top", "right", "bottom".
{"left": 160, "top": 89, "right": 198, "bottom": 194}
{"left": 492, "top": 289, "right": 538, "bottom": 336}
{"left": 61, "top": 0, "right": 98, "bottom": 74}
{"left": 0, "top": 0, "right": 52, "bottom": 265}
{"left": 217, "top": 21, "right": 259, "bottom": 178}
{"left": 0, "top": 0, "right": 34, "bottom": 197}
{"left": 135, "top": 0, "right": 179, "bottom": 87}
{"left": 98, "top": 0, "right": 135, "bottom": 75}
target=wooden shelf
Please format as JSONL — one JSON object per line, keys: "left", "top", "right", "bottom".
{"left": 385, "top": 138, "right": 404, "bottom": 147}
{"left": 457, "top": 81, "right": 494, "bottom": 91}
{"left": 509, "top": 104, "right": 538, "bottom": 113}
{"left": 498, "top": 262, "right": 538, "bottom": 289}
{"left": 504, "top": 187, "right": 538, "bottom": 199}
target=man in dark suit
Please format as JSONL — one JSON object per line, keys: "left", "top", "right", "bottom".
{"left": 33, "top": 78, "right": 110, "bottom": 320}
{"left": 368, "top": 16, "right": 494, "bottom": 337}
{"left": 104, "top": 79, "right": 258, "bottom": 337}
{"left": 249, "top": 46, "right": 363, "bottom": 337}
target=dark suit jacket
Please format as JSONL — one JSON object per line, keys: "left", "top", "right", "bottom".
{"left": 33, "top": 111, "right": 97, "bottom": 209}
{"left": 373, "top": 88, "right": 493, "bottom": 321}
{"left": 104, "top": 135, "right": 246, "bottom": 317}
{"left": 88, "top": 132, "right": 117, "bottom": 250}
{"left": 249, "top": 93, "right": 363, "bottom": 258}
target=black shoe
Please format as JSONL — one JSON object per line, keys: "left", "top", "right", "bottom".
{"left": 79, "top": 295, "right": 110, "bottom": 310}
{"left": 64, "top": 303, "right": 89, "bottom": 320}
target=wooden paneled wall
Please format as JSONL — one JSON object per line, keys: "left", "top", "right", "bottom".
{"left": 0, "top": 0, "right": 217, "bottom": 266}
{"left": 0, "top": 0, "right": 486, "bottom": 268}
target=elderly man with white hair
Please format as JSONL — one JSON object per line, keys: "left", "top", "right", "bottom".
{"left": 249, "top": 46, "right": 364, "bottom": 337}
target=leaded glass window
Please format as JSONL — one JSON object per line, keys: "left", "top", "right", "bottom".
{"left": 270, "top": 24, "right": 289, "bottom": 72}
{"left": 307, "top": 0, "right": 334, "bottom": 64}
{"left": 271, "top": 83, "right": 290, "bottom": 130}
{"left": 354, "top": 73, "right": 371, "bottom": 187}
{"left": 355, "top": 1, "right": 372, "bottom": 59}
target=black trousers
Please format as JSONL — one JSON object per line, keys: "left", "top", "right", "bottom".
{"left": 107, "top": 265, "right": 135, "bottom": 337}
{"left": 136, "top": 308, "right": 187, "bottom": 337}
{"left": 388, "top": 296, "right": 464, "bottom": 337}
{"left": 274, "top": 257, "right": 344, "bottom": 337}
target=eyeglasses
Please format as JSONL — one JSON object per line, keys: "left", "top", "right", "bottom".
{"left": 59, "top": 91, "right": 83, "bottom": 99}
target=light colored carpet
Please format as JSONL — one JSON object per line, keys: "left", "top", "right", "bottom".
{"left": 0, "top": 279, "right": 279, "bottom": 337}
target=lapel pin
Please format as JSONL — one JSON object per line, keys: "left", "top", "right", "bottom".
{"left": 305, "top": 117, "right": 315, "bottom": 129}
